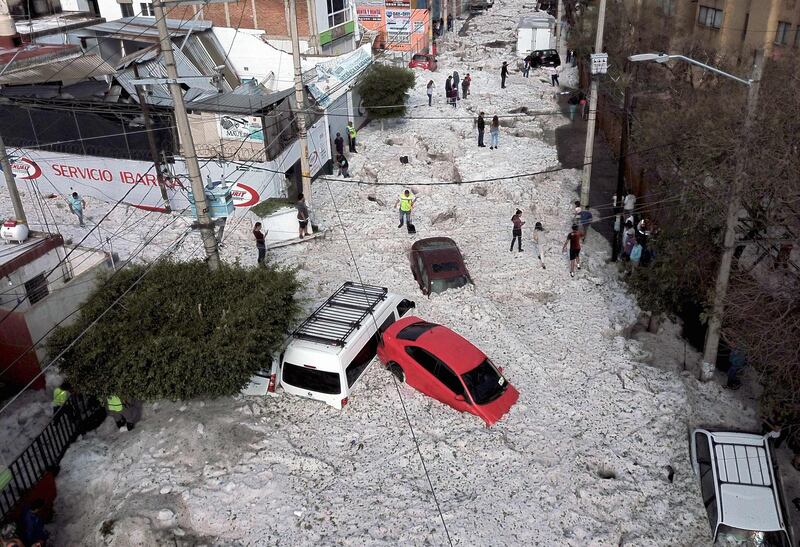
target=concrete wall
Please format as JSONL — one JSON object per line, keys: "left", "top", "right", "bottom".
{"left": 0, "top": 247, "right": 70, "bottom": 310}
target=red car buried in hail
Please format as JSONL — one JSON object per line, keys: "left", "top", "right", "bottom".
{"left": 377, "top": 316, "right": 519, "bottom": 426}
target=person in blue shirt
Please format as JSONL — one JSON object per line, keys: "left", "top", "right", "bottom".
{"left": 68, "top": 192, "right": 86, "bottom": 227}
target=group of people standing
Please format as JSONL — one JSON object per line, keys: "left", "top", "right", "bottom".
{"left": 432, "top": 71, "right": 472, "bottom": 108}
{"left": 333, "top": 121, "right": 358, "bottom": 179}
{"left": 432, "top": 14, "right": 454, "bottom": 36}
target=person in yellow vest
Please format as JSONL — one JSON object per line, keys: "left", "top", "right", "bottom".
{"left": 107, "top": 395, "right": 126, "bottom": 429}
{"left": 396, "top": 189, "right": 416, "bottom": 228}
{"left": 346, "top": 121, "right": 357, "bottom": 153}
{"left": 52, "top": 382, "right": 71, "bottom": 414}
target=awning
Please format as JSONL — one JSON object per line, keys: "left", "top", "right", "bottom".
{"left": 0, "top": 53, "right": 116, "bottom": 85}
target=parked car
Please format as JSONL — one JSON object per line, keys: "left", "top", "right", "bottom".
{"left": 408, "top": 54, "right": 437, "bottom": 72}
{"left": 532, "top": 49, "right": 561, "bottom": 68}
{"left": 377, "top": 316, "right": 519, "bottom": 425}
{"left": 409, "top": 237, "right": 472, "bottom": 295}
{"left": 689, "top": 428, "right": 793, "bottom": 546}
{"left": 242, "top": 282, "right": 415, "bottom": 408}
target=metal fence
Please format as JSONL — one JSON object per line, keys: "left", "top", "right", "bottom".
{"left": 0, "top": 395, "right": 105, "bottom": 522}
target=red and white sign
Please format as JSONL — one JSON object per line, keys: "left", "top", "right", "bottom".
{"left": 1, "top": 119, "right": 331, "bottom": 214}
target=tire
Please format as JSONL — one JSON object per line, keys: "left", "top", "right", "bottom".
{"left": 388, "top": 362, "right": 405, "bottom": 383}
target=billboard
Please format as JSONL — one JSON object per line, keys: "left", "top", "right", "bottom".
{"left": 218, "top": 116, "right": 265, "bottom": 142}
{"left": 2, "top": 118, "right": 331, "bottom": 213}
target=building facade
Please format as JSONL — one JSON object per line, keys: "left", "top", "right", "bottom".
{"left": 645, "top": 0, "right": 800, "bottom": 64}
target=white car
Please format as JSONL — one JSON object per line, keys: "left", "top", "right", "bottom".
{"left": 690, "top": 429, "right": 793, "bottom": 546}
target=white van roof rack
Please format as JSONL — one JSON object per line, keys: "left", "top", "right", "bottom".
{"left": 292, "top": 282, "right": 389, "bottom": 347}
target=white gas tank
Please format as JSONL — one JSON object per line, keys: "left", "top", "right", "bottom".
{"left": 1, "top": 220, "right": 30, "bottom": 243}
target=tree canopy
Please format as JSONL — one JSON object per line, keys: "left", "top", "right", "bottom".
{"left": 47, "top": 260, "right": 300, "bottom": 400}
{"left": 357, "top": 64, "right": 416, "bottom": 119}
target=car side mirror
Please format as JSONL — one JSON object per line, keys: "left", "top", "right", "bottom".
{"left": 455, "top": 394, "right": 465, "bottom": 402}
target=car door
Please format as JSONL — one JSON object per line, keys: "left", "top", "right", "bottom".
{"left": 404, "top": 346, "right": 471, "bottom": 411}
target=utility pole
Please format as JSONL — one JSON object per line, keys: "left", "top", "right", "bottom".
{"left": 580, "top": 0, "right": 607, "bottom": 208}
{"left": 701, "top": 50, "right": 764, "bottom": 379}
{"left": 611, "top": 84, "right": 631, "bottom": 262}
{"left": 305, "top": 0, "right": 319, "bottom": 54}
{"left": 0, "top": 133, "right": 27, "bottom": 225}
{"left": 287, "top": 0, "right": 313, "bottom": 206}
{"left": 152, "top": 0, "right": 220, "bottom": 270}
{"left": 556, "top": 0, "right": 564, "bottom": 56}
{"left": 133, "top": 64, "right": 171, "bottom": 213}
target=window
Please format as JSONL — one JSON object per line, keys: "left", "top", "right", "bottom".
{"left": 326, "top": 0, "right": 350, "bottom": 28}
{"left": 396, "top": 299, "right": 415, "bottom": 317}
{"left": 698, "top": 6, "right": 723, "bottom": 29}
{"left": 397, "top": 321, "right": 437, "bottom": 341}
{"left": 282, "top": 363, "right": 341, "bottom": 394}
{"left": 695, "top": 433, "right": 718, "bottom": 531}
{"left": 775, "top": 21, "right": 791, "bottom": 44}
{"left": 405, "top": 346, "right": 438, "bottom": 375}
{"left": 405, "top": 346, "right": 464, "bottom": 395}
{"left": 121, "top": 3, "right": 134, "bottom": 17}
{"left": 462, "top": 359, "right": 505, "bottom": 405}
{"left": 379, "top": 314, "right": 395, "bottom": 334}
{"left": 24, "top": 273, "right": 48, "bottom": 305}
{"left": 139, "top": 2, "right": 154, "bottom": 16}
{"left": 345, "top": 335, "right": 378, "bottom": 387}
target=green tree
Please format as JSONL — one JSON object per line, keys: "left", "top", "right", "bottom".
{"left": 47, "top": 260, "right": 300, "bottom": 400}
{"left": 357, "top": 64, "right": 415, "bottom": 119}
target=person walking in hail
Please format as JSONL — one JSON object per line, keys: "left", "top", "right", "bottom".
{"left": 253, "top": 222, "right": 267, "bottom": 264}
{"left": 69, "top": 191, "right": 86, "bottom": 227}
{"left": 562, "top": 224, "right": 582, "bottom": 277}
{"left": 397, "top": 189, "right": 416, "bottom": 228}
{"left": 462, "top": 73, "right": 471, "bottom": 98}
{"left": 489, "top": 115, "right": 500, "bottom": 149}
{"left": 296, "top": 193, "right": 310, "bottom": 238}
{"left": 426, "top": 80, "right": 435, "bottom": 106}
{"left": 476, "top": 112, "right": 486, "bottom": 147}
{"left": 453, "top": 71, "right": 460, "bottom": 100}
{"left": 547, "top": 65, "right": 560, "bottom": 87}
{"left": 445, "top": 75, "right": 453, "bottom": 100}
{"left": 533, "top": 221, "right": 546, "bottom": 269}
{"left": 500, "top": 61, "right": 509, "bottom": 88}
{"left": 510, "top": 209, "right": 524, "bottom": 252}
{"left": 346, "top": 121, "right": 357, "bottom": 153}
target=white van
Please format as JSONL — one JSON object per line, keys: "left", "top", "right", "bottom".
{"left": 690, "top": 428, "right": 793, "bottom": 546}
{"left": 243, "top": 282, "right": 415, "bottom": 408}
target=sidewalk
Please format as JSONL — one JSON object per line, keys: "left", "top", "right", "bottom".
{"left": 553, "top": 90, "right": 619, "bottom": 244}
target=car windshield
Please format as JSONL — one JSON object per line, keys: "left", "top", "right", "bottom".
{"left": 431, "top": 275, "right": 469, "bottom": 294}
{"left": 716, "top": 525, "right": 790, "bottom": 547}
{"left": 431, "top": 261, "right": 460, "bottom": 273}
{"left": 462, "top": 359, "right": 506, "bottom": 405}
{"left": 412, "top": 54, "right": 428, "bottom": 61}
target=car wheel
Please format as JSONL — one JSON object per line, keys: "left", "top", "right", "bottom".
{"left": 388, "top": 362, "right": 405, "bottom": 383}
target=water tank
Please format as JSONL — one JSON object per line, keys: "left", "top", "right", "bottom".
{"left": 1, "top": 220, "right": 30, "bottom": 243}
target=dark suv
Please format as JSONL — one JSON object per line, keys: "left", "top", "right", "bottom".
{"left": 532, "top": 49, "right": 561, "bottom": 68}
{"left": 409, "top": 237, "right": 473, "bottom": 295}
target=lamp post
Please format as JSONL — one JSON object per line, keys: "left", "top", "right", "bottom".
{"left": 628, "top": 50, "right": 764, "bottom": 380}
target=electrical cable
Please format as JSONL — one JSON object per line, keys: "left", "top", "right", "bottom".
{"left": 323, "top": 179, "right": 454, "bottom": 547}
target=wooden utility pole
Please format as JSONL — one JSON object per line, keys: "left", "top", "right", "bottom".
{"left": 287, "top": 0, "right": 313, "bottom": 206}
{"left": 612, "top": 84, "right": 631, "bottom": 262}
{"left": 153, "top": 0, "right": 220, "bottom": 270}
{"left": 701, "top": 50, "right": 764, "bottom": 379}
{"left": 580, "top": 0, "right": 607, "bottom": 208}
{"left": 556, "top": 0, "right": 564, "bottom": 55}
{"left": 0, "top": 133, "right": 27, "bottom": 225}
{"left": 133, "top": 64, "right": 172, "bottom": 212}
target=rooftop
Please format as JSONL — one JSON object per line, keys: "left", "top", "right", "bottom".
{"left": 14, "top": 12, "right": 105, "bottom": 37}
{"left": 0, "top": 234, "right": 64, "bottom": 279}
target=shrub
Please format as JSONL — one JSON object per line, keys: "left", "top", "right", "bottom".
{"left": 47, "top": 259, "right": 300, "bottom": 400}
{"left": 357, "top": 64, "right": 415, "bottom": 119}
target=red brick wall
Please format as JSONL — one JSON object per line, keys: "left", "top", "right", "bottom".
{"left": 192, "top": 0, "right": 312, "bottom": 37}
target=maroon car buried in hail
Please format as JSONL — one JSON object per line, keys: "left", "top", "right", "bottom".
{"left": 377, "top": 316, "right": 519, "bottom": 426}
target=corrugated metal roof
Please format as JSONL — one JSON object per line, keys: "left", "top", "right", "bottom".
{"left": 78, "top": 17, "right": 212, "bottom": 38}
{"left": 0, "top": 53, "right": 115, "bottom": 85}
{"left": 185, "top": 87, "right": 293, "bottom": 114}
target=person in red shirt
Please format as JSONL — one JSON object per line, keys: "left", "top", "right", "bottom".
{"left": 562, "top": 224, "right": 582, "bottom": 277}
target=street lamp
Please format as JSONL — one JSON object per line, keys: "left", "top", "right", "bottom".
{"left": 627, "top": 50, "right": 764, "bottom": 381}
{"left": 628, "top": 52, "right": 754, "bottom": 86}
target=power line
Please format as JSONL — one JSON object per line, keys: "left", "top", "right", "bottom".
{"left": 323, "top": 179, "right": 454, "bottom": 547}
